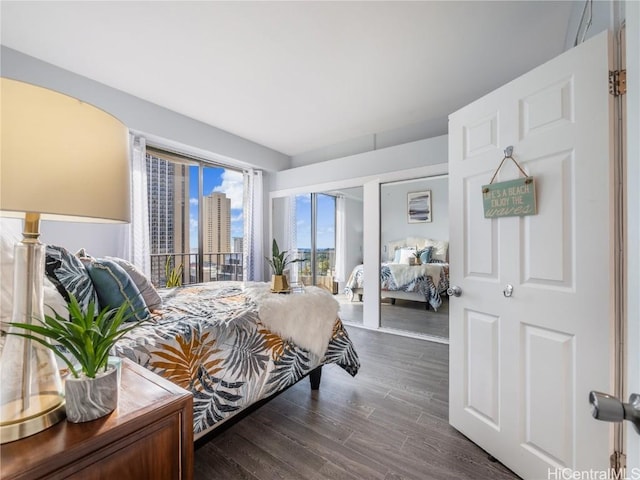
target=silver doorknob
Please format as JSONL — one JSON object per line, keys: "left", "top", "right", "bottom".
{"left": 447, "top": 285, "right": 462, "bottom": 297}
{"left": 589, "top": 391, "right": 640, "bottom": 435}
{"left": 503, "top": 284, "right": 513, "bottom": 297}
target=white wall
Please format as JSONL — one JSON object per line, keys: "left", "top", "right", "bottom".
{"left": 270, "top": 135, "right": 448, "bottom": 193}
{"left": 291, "top": 116, "right": 448, "bottom": 167}
{"left": 564, "top": 0, "right": 620, "bottom": 51}
{"left": 2, "top": 218, "right": 126, "bottom": 258}
{"left": 380, "top": 176, "right": 448, "bottom": 260}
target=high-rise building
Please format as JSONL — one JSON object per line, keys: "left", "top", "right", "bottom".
{"left": 146, "top": 153, "right": 190, "bottom": 284}
{"left": 233, "top": 237, "right": 244, "bottom": 254}
{"left": 202, "top": 192, "right": 231, "bottom": 255}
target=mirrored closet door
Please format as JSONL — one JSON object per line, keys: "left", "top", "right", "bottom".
{"left": 379, "top": 176, "right": 450, "bottom": 340}
{"left": 271, "top": 187, "right": 364, "bottom": 325}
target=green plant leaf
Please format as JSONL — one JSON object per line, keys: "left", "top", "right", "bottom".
{"left": 6, "top": 293, "right": 150, "bottom": 379}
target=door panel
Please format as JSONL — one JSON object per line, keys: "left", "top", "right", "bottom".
{"left": 466, "top": 310, "right": 500, "bottom": 428}
{"left": 449, "top": 31, "right": 614, "bottom": 478}
{"left": 521, "top": 151, "right": 573, "bottom": 287}
{"left": 519, "top": 76, "right": 574, "bottom": 138}
{"left": 465, "top": 174, "right": 499, "bottom": 279}
{"left": 521, "top": 325, "right": 575, "bottom": 466}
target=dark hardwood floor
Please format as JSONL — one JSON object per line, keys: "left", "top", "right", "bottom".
{"left": 193, "top": 327, "right": 519, "bottom": 480}
{"left": 336, "top": 294, "right": 449, "bottom": 340}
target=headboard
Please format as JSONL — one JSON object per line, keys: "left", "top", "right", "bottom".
{"left": 386, "top": 237, "right": 449, "bottom": 263}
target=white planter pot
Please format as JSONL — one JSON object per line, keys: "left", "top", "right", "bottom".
{"left": 64, "top": 366, "right": 118, "bottom": 423}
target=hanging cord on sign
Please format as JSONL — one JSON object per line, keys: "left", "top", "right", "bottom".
{"left": 483, "top": 146, "right": 532, "bottom": 193}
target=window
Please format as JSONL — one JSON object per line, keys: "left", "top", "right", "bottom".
{"left": 293, "top": 193, "right": 336, "bottom": 292}
{"left": 145, "top": 148, "right": 244, "bottom": 286}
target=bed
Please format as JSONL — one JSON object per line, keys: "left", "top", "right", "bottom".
{"left": 0, "top": 236, "right": 361, "bottom": 442}
{"left": 113, "top": 281, "right": 360, "bottom": 440}
{"left": 344, "top": 237, "right": 450, "bottom": 311}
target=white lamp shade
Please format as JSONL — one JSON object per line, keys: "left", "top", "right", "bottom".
{"left": 1, "top": 77, "right": 130, "bottom": 223}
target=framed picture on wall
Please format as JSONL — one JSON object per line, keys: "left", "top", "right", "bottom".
{"left": 407, "top": 190, "right": 432, "bottom": 223}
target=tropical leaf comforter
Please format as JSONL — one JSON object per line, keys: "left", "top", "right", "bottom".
{"left": 345, "top": 262, "right": 450, "bottom": 311}
{"left": 114, "top": 281, "right": 360, "bottom": 439}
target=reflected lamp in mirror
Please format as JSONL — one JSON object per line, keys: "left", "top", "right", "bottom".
{"left": 0, "top": 78, "right": 130, "bottom": 443}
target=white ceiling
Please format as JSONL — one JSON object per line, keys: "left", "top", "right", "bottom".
{"left": 1, "top": 1, "right": 575, "bottom": 158}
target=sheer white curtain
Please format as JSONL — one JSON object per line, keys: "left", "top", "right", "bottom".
{"left": 334, "top": 195, "right": 347, "bottom": 283}
{"left": 122, "top": 134, "right": 151, "bottom": 276}
{"left": 243, "top": 169, "right": 264, "bottom": 281}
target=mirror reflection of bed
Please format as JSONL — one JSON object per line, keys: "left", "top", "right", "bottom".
{"left": 376, "top": 176, "right": 449, "bottom": 341}
{"left": 341, "top": 176, "right": 449, "bottom": 340}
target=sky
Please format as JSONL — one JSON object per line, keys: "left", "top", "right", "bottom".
{"left": 188, "top": 166, "right": 243, "bottom": 251}
{"left": 295, "top": 193, "right": 335, "bottom": 249}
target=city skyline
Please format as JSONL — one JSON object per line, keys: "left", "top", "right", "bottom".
{"left": 148, "top": 157, "right": 336, "bottom": 254}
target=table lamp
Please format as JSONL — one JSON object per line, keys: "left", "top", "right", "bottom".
{"left": 0, "top": 78, "right": 130, "bottom": 443}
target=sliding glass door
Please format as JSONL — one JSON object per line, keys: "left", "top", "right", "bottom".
{"left": 293, "top": 193, "right": 336, "bottom": 292}
{"left": 146, "top": 148, "right": 244, "bottom": 287}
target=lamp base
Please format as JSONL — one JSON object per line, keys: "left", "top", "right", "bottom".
{"left": 0, "top": 396, "right": 65, "bottom": 443}
{"left": 0, "top": 222, "right": 66, "bottom": 443}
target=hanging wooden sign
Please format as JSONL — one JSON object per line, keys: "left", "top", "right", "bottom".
{"left": 482, "top": 146, "right": 537, "bottom": 218}
{"left": 482, "top": 177, "right": 537, "bottom": 218}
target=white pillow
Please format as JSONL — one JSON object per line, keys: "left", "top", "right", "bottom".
{"left": 1, "top": 218, "right": 68, "bottom": 326}
{"left": 387, "top": 239, "right": 409, "bottom": 262}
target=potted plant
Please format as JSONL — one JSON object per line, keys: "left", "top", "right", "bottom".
{"left": 412, "top": 246, "right": 425, "bottom": 265}
{"left": 265, "top": 239, "right": 303, "bottom": 292}
{"left": 164, "top": 256, "right": 183, "bottom": 287}
{"left": 7, "top": 294, "right": 149, "bottom": 423}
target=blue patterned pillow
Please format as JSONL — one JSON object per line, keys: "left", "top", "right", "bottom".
{"left": 84, "top": 258, "right": 150, "bottom": 322}
{"left": 105, "top": 257, "right": 162, "bottom": 311}
{"left": 420, "top": 246, "right": 433, "bottom": 264}
{"left": 45, "top": 245, "right": 98, "bottom": 313}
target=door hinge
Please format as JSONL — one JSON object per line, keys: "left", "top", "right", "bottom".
{"left": 610, "top": 451, "right": 626, "bottom": 477}
{"left": 609, "top": 70, "right": 627, "bottom": 96}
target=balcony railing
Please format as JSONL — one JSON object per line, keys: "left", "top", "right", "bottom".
{"left": 150, "top": 252, "right": 243, "bottom": 287}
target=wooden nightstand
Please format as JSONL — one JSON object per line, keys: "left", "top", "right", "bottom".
{"left": 1, "top": 359, "right": 193, "bottom": 479}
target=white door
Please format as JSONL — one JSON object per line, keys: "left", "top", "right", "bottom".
{"left": 448, "top": 31, "right": 615, "bottom": 478}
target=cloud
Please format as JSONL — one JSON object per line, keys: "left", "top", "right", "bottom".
{"left": 212, "top": 170, "right": 243, "bottom": 209}
{"left": 189, "top": 215, "right": 198, "bottom": 250}
{"left": 189, "top": 198, "right": 198, "bottom": 206}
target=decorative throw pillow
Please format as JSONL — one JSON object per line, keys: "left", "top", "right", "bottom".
{"left": 105, "top": 256, "right": 162, "bottom": 310}
{"left": 419, "top": 246, "right": 433, "bottom": 265}
{"left": 84, "top": 257, "right": 150, "bottom": 322}
{"left": 424, "top": 239, "right": 449, "bottom": 262}
{"left": 45, "top": 244, "right": 99, "bottom": 313}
